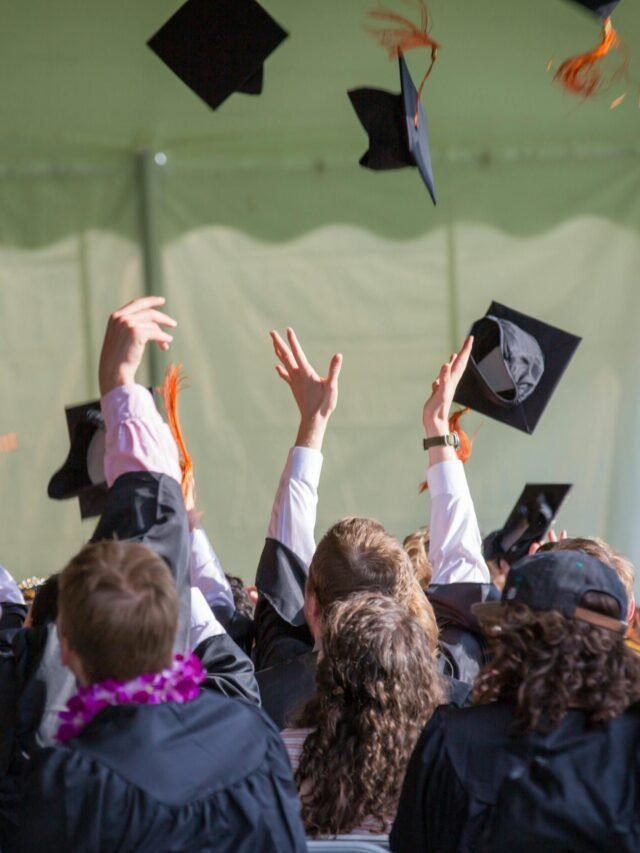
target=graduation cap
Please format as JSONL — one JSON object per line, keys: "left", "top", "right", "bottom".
{"left": 483, "top": 484, "right": 572, "bottom": 565}
{"left": 147, "top": 0, "right": 289, "bottom": 110}
{"left": 47, "top": 400, "right": 108, "bottom": 519}
{"left": 554, "top": 0, "right": 627, "bottom": 103}
{"left": 453, "top": 302, "right": 582, "bottom": 434}
{"left": 348, "top": 55, "right": 437, "bottom": 204}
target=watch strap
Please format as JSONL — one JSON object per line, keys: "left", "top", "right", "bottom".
{"left": 423, "top": 432, "right": 460, "bottom": 451}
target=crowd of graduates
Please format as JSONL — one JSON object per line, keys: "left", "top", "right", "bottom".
{"left": 0, "top": 295, "right": 639, "bottom": 852}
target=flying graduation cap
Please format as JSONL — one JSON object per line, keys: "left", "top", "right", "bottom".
{"left": 147, "top": 0, "right": 289, "bottom": 110}
{"left": 47, "top": 399, "right": 110, "bottom": 519}
{"left": 483, "top": 483, "right": 572, "bottom": 565}
{"left": 453, "top": 302, "right": 582, "bottom": 434}
{"left": 349, "top": 1, "right": 439, "bottom": 203}
{"left": 554, "top": 0, "right": 628, "bottom": 103}
{"left": 349, "top": 56, "right": 437, "bottom": 204}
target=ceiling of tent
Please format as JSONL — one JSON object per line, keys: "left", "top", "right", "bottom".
{"left": 2, "top": 0, "right": 639, "bottom": 159}
{"left": 1, "top": 0, "right": 638, "bottom": 248}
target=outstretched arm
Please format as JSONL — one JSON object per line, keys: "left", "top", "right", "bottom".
{"left": 266, "top": 328, "right": 342, "bottom": 564}
{"left": 422, "top": 337, "right": 489, "bottom": 585}
{"left": 99, "top": 296, "right": 180, "bottom": 485}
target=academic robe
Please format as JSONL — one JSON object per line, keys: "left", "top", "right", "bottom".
{"left": 390, "top": 700, "right": 640, "bottom": 852}
{"left": 254, "top": 539, "right": 472, "bottom": 729}
{"left": 7, "top": 690, "right": 306, "bottom": 853}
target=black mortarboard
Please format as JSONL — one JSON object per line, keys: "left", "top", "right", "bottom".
{"left": 348, "top": 55, "right": 436, "bottom": 204}
{"left": 147, "top": 0, "right": 289, "bottom": 110}
{"left": 566, "top": 0, "right": 620, "bottom": 20}
{"left": 483, "top": 483, "right": 572, "bottom": 565}
{"left": 453, "top": 302, "right": 582, "bottom": 434}
{"left": 48, "top": 400, "right": 108, "bottom": 519}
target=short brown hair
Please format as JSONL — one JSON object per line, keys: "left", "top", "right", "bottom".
{"left": 539, "top": 536, "right": 635, "bottom": 605}
{"left": 308, "top": 517, "right": 438, "bottom": 652}
{"left": 403, "top": 526, "right": 433, "bottom": 589}
{"left": 58, "top": 540, "right": 178, "bottom": 683}
{"left": 296, "top": 592, "right": 446, "bottom": 836}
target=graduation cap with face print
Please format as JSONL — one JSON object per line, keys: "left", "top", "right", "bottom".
{"left": 453, "top": 302, "right": 582, "bottom": 434}
{"left": 147, "top": 0, "right": 289, "bottom": 110}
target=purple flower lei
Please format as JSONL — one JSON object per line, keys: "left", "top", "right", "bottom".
{"left": 56, "top": 653, "right": 205, "bottom": 744}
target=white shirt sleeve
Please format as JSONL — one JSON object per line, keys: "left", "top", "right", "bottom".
{"left": 189, "top": 527, "right": 235, "bottom": 613}
{"left": 427, "top": 460, "right": 490, "bottom": 585}
{"left": 189, "top": 587, "right": 226, "bottom": 651}
{"left": 0, "top": 565, "right": 25, "bottom": 605}
{"left": 267, "top": 446, "right": 323, "bottom": 566}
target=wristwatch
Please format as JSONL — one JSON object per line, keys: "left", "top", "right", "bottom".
{"left": 423, "top": 432, "right": 460, "bottom": 451}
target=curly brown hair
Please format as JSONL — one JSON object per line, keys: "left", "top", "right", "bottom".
{"left": 295, "top": 592, "right": 446, "bottom": 836}
{"left": 473, "top": 591, "right": 640, "bottom": 734}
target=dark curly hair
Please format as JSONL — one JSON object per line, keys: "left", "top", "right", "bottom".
{"left": 473, "top": 591, "right": 640, "bottom": 733}
{"left": 294, "top": 592, "right": 445, "bottom": 836}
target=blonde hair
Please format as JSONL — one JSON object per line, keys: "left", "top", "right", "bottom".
{"left": 403, "top": 526, "right": 433, "bottom": 589}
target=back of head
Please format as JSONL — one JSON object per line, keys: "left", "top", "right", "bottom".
{"left": 473, "top": 550, "right": 640, "bottom": 732}
{"left": 58, "top": 540, "right": 178, "bottom": 684}
{"left": 30, "top": 574, "right": 59, "bottom": 628}
{"left": 403, "top": 526, "right": 433, "bottom": 589}
{"left": 296, "top": 591, "right": 445, "bottom": 835}
{"left": 309, "top": 517, "right": 438, "bottom": 651}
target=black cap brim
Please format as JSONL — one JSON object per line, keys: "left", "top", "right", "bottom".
{"left": 147, "top": 0, "right": 289, "bottom": 111}
{"left": 483, "top": 483, "right": 572, "bottom": 564}
{"left": 454, "top": 301, "right": 582, "bottom": 434}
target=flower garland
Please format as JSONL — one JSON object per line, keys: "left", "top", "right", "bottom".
{"left": 56, "top": 653, "right": 205, "bottom": 743}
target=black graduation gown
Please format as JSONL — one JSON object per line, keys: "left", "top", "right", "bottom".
{"left": 8, "top": 691, "right": 307, "bottom": 853}
{"left": 390, "top": 701, "right": 640, "bottom": 852}
{"left": 91, "top": 471, "right": 191, "bottom": 652}
{"left": 426, "top": 583, "right": 500, "bottom": 686}
{"left": 254, "top": 539, "right": 472, "bottom": 728}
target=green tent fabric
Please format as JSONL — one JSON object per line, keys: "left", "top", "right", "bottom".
{"left": 1, "top": 0, "right": 639, "bottom": 585}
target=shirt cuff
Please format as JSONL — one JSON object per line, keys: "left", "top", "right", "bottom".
{"left": 289, "top": 446, "right": 323, "bottom": 487}
{"left": 101, "top": 384, "right": 160, "bottom": 433}
{"left": 426, "top": 459, "right": 469, "bottom": 498}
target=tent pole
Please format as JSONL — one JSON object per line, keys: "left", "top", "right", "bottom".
{"left": 445, "top": 222, "right": 460, "bottom": 351}
{"left": 136, "top": 149, "right": 165, "bottom": 387}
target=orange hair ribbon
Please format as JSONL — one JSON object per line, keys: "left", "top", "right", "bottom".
{"left": 554, "top": 17, "right": 629, "bottom": 106}
{"left": 161, "top": 364, "right": 194, "bottom": 504}
{"left": 419, "top": 408, "right": 472, "bottom": 494}
{"left": 367, "top": 0, "right": 439, "bottom": 126}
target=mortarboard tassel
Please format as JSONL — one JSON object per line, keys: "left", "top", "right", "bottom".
{"left": 553, "top": 17, "right": 629, "bottom": 105}
{"left": 161, "top": 364, "right": 195, "bottom": 505}
{"left": 367, "top": 0, "right": 439, "bottom": 126}
{"left": 419, "top": 408, "right": 472, "bottom": 493}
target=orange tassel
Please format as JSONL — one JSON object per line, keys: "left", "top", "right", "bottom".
{"left": 367, "top": 0, "right": 439, "bottom": 125}
{"left": 554, "top": 17, "right": 626, "bottom": 100}
{"left": 419, "top": 408, "right": 472, "bottom": 493}
{"left": 161, "top": 364, "right": 194, "bottom": 504}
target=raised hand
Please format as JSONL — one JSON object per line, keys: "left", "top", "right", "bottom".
{"left": 99, "top": 297, "right": 177, "bottom": 395}
{"left": 422, "top": 336, "right": 473, "bottom": 436}
{"left": 270, "top": 328, "right": 342, "bottom": 450}
{"left": 528, "top": 528, "right": 569, "bottom": 557}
